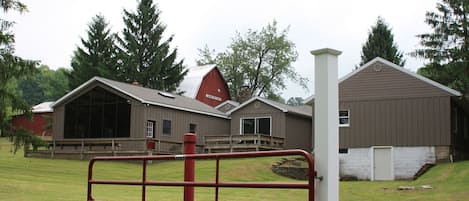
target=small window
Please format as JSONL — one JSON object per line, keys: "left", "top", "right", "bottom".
{"left": 146, "top": 120, "right": 155, "bottom": 138}
{"left": 163, "top": 120, "right": 171, "bottom": 135}
{"left": 189, "top": 123, "right": 197, "bottom": 134}
{"left": 339, "top": 148, "right": 349, "bottom": 154}
{"left": 256, "top": 118, "right": 271, "bottom": 135}
{"left": 339, "top": 110, "right": 350, "bottom": 127}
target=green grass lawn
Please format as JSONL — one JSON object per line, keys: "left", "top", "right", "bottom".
{"left": 1, "top": 137, "right": 468, "bottom": 201}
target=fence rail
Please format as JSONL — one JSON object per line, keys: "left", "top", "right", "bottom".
{"left": 204, "top": 134, "right": 285, "bottom": 152}
{"left": 87, "top": 149, "right": 315, "bottom": 201}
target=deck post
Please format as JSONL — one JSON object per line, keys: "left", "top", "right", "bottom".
{"left": 311, "top": 48, "right": 341, "bottom": 201}
{"left": 184, "top": 133, "right": 196, "bottom": 201}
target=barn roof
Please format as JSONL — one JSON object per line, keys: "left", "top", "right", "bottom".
{"left": 52, "top": 77, "right": 229, "bottom": 119}
{"left": 178, "top": 64, "right": 218, "bottom": 98}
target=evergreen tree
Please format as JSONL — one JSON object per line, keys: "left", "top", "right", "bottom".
{"left": 118, "top": 0, "right": 186, "bottom": 92}
{"left": 0, "top": 0, "right": 38, "bottom": 137}
{"left": 68, "top": 15, "right": 120, "bottom": 89}
{"left": 359, "top": 17, "right": 405, "bottom": 66}
{"left": 413, "top": 0, "right": 469, "bottom": 99}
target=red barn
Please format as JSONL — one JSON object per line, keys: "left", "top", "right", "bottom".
{"left": 11, "top": 102, "right": 53, "bottom": 137}
{"left": 178, "top": 65, "right": 231, "bottom": 107}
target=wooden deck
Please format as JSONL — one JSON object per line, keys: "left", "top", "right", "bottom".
{"left": 26, "top": 138, "right": 200, "bottom": 160}
{"left": 204, "top": 134, "right": 285, "bottom": 153}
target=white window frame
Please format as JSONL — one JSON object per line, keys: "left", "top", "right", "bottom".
{"left": 146, "top": 120, "right": 155, "bottom": 138}
{"left": 339, "top": 110, "right": 350, "bottom": 127}
{"left": 239, "top": 116, "right": 272, "bottom": 136}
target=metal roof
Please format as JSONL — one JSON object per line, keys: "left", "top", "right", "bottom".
{"left": 177, "top": 64, "right": 217, "bottom": 98}
{"left": 32, "top": 101, "right": 54, "bottom": 113}
{"left": 52, "top": 77, "right": 230, "bottom": 119}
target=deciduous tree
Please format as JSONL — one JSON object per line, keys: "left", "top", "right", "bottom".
{"left": 197, "top": 21, "right": 308, "bottom": 102}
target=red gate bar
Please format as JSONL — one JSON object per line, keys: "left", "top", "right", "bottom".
{"left": 87, "top": 149, "right": 315, "bottom": 201}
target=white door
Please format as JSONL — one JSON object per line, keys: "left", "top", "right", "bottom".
{"left": 373, "top": 147, "right": 393, "bottom": 180}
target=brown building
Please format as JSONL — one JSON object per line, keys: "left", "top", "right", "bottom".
{"left": 304, "top": 57, "right": 468, "bottom": 180}
{"left": 226, "top": 97, "right": 312, "bottom": 151}
{"left": 48, "top": 77, "right": 230, "bottom": 158}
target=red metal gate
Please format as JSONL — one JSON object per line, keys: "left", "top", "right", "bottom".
{"left": 87, "top": 136, "right": 315, "bottom": 201}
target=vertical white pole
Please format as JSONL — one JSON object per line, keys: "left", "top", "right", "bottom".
{"left": 311, "top": 48, "right": 341, "bottom": 201}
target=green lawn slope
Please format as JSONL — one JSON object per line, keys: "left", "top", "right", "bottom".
{"left": 0, "top": 137, "right": 468, "bottom": 201}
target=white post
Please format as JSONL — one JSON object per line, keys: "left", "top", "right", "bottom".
{"left": 311, "top": 48, "right": 341, "bottom": 201}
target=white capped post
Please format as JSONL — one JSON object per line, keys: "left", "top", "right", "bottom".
{"left": 311, "top": 48, "right": 341, "bottom": 201}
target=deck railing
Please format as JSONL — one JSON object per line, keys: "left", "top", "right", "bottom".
{"left": 27, "top": 138, "right": 201, "bottom": 159}
{"left": 204, "top": 134, "right": 285, "bottom": 152}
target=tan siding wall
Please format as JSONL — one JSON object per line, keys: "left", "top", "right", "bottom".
{"left": 144, "top": 105, "right": 230, "bottom": 145}
{"left": 339, "top": 96, "right": 451, "bottom": 148}
{"left": 285, "top": 114, "right": 312, "bottom": 150}
{"left": 52, "top": 105, "right": 65, "bottom": 139}
{"left": 340, "top": 62, "right": 453, "bottom": 101}
{"left": 230, "top": 100, "right": 286, "bottom": 138}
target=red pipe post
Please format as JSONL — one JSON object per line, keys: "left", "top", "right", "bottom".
{"left": 184, "top": 133, "right": 196, "bottom": 201}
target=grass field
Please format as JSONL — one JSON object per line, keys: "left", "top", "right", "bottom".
{"left": 1, "top": 137, "right": 468, "bottom": 201}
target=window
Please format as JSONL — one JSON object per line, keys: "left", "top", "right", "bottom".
{"left": 163, "top": 120, "right": 171, "bottom": 135}
{"left": 339, "top": 110, "right": 350, "bottom": 127}
{"left": 241, "top": 117, "right": 271, "bottom": 135}
{"left": 189, "top": 123, "right": 197, "bottom": 134}
{"left": 146, "top": 121, "right": 155, "bottom": 138}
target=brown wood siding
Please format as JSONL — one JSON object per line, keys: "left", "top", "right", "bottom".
{"left": 340, "top": 62, "right": 453, "bottom": 101}
{"left": 144, "top": 105, "right": 230, "bottom": 145}
{"left": 285, "top": 114, "right": 312, "bottom": 151}
{"left": 339, "top": 96, "right": 451, "bottom": 148}
{"left": 52, "top": 105, "right": 64, "bottom": 139}
{"left": 230, "top": 100, "right": 286, "bottom": 138}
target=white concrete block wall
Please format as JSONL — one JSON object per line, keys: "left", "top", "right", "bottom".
{"left": 339, "top": 146, "right": 436, "bottom": 180}
{"left": 393, "top": 147, "right": 435, "bottom": 179}
{"left": 339, "top": 148, "right": 371, "bottom": 180}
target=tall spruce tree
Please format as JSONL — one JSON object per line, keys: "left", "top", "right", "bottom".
{"left": 118, "top": 0, "right": 186, "bottom": 92}
{"left": 359, "top": 17, "right": 405, "bottom": 66}
{"left": 413, "top": 0, "right": 469, "bottom": 99}
{"left": 68, "top": 15, "right": 120, "bottom": 89}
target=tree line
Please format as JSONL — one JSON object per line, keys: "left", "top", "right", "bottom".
{"left": 2, "top": 0, "right": 469, "bottom": 139}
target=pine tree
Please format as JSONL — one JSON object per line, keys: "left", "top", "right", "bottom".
{"left": 118, "top": 0, "right": 186, "bottom": 92}
{"left": 68, "top": 15, "right": 120, "bottom": 89}
{"left": 413, "top": 0, "right": 469, "bottom": 99}
{"left": 0, "top": 0, "right": 38, "bottom": 137}
{"left": 359, "top": 17, "right": 405, "bottom": 66}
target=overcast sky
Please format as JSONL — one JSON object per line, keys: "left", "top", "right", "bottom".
{"left": 6, "top": 0, "right": 438, "bottom": 100}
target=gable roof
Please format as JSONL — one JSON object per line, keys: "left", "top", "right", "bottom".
{"left": 52, "top": 77, "right": 229, "bottom": 119}
{"left": 178, "top": 64, "right": 218, "bottom": 98}
{"left": 214, "top": 100, "right": 240, "bottom": 109}
{"left": 227, "top": 96, "right": 312, "bottom": 117}
{"left": 304, "top": 57, "right": 462, "bottom": 104}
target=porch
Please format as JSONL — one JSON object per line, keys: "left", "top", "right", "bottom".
{"left": 204, "top": 134, "right": 285, "bottom": 153}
